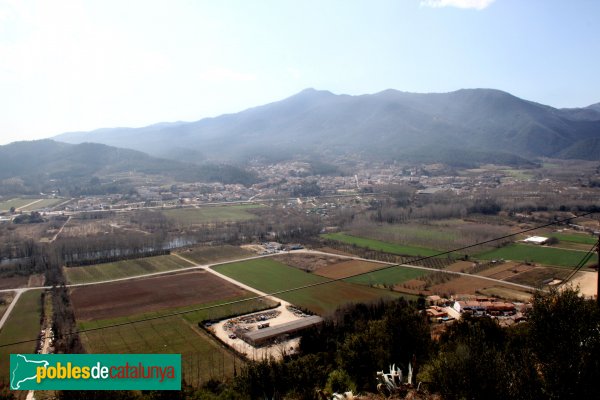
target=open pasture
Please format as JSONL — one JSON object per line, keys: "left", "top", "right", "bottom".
{"left": 64, "top": 254, "right": 192, "bottom": 284}
{"left": 213, "top": 258, "right": 403, "bottom": 315}
{"left": 163, "top": 204, "right": 262, "bottom": 224}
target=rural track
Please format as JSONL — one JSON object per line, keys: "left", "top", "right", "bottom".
{"left": 172, "top": 253, "right": 293, "bottom": 307}
{"left": 0, "top": 249, "right": 541, "bottom": 296}
{"left": 0, "top": 288, "right": 24, "bottom": 331}
{"left": 15, "top": 199, "right": 44, "bottom": 211}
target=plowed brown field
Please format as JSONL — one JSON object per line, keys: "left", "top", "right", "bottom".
{"left": 71, "top": 271, "right": 247, "bottom": 320}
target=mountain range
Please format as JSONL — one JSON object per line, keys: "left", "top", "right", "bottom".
{"left": 54, "top": 88, "right": 600, "bottom": 165}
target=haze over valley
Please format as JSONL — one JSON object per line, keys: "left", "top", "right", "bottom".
{"left": 1, "top": 1, "right": 599, "bottom": 399}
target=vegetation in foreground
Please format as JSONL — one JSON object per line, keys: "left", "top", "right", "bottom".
{"left": 46, "top": 288, "right": 600, "bottom": 400}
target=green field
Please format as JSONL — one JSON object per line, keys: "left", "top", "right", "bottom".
{"left": 0, "top": 290, "right": 42, "bottom": 380}
{"left": 500, "top": 169, "right": 534, "bottom": 180}
{"left": 82, "top": 316, "right": 240, "bottom": 386}
{"left": 476, "top": 243, "right": 597, "bottom": 268}
{"left": 322, "top": 233, "right": 441, "bottom": 257}
{"left": 0, "top": 198, "right": 39, "bottom": 211}
{"left": 549, "top": 232, "right": 597, "bottom": 245}
{"left": 345, "top": 266, "right": 428, "bottom": 286}
{"left": 163, "top": 204, "right": 263, "bottom": 224}
{"left": 79, "top": 295, "right": 274, "bottom": 386}
{"left": 213, "top": 258, "right": 403, "bottom": 315}
{"left": 64, "top": 255, "right": 193, "bottom": 284}
{"left": 20, "top": 198, "right": 64, "bottom": 211}
{"left": 175, "top": 245, "right": 252, "bottom": 265}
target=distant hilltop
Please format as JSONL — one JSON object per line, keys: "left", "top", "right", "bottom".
{"left": 52, "top": 87, "right": 600, "bottom": 165}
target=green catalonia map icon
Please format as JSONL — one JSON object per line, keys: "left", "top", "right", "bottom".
{"left": 10, "top": 354, "right": 49, "bottom": 390}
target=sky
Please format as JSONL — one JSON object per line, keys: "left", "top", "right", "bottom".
{"left": 1, "top": 0, "right": 599, "bottom": 145}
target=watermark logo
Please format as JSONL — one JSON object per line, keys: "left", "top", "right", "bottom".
{"left": 10, "top": 354, "right": 181, "bottom": 390}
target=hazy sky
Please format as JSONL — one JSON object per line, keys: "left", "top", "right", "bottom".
{"left": 1, "top": 0, "right": 599, "bottom": 145}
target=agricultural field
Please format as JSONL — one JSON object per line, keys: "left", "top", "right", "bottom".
{"left": 0, "top": 290, "right": 42, "bottom": 380}
{"left": 73, "top": 272, "right": 275, "bottom": 386}
{"left": 80, "top": 316, "right": 243, "bottom": 386}
{"left": 274, "top": 253, "right": 347, "bottom": 273}
{"left": 344, "top": 219, "right": 512, "bottom": 252}
{"left": 0, "top": 275, "right": 29, "bottom": 290}
{"left": 213, "top": 258, "right": 404, "bottom": 315}
{"left": 428, "top": 276, "right": 530, "bottom": 299}
{"left": 474, "top": 262, "right": 534, "bottom": 280}
{"left": 549, "top": 232, "right": 597, "bottom": 245}
{"left": 505, "top": 267, "right": 571, "bottom": 288}
{"left": 20, "top": 198, "right": 65, "bottom": 211}
{"left": 321, "top": 233, "right": 441, "bottom": 257}
{"left": 344, "top": 266, "right": 429, "bottom": 287}
{"left": 163, "top": 204, "right": 263, "bottom": 224}
{"left": 475, "top": 243, "right": 596, "bottom": 268}
{"left": 175, "top": 245, "right": 252, "bottom": 265}
{"left": 313, "top": 259, "right": 390, "bottom": 279}
{"left": 0, "top": 293, "right": 14, "bottom": 320}
{"left": 64, "top": 255, "right": 193, "bottom": 284}
{"left": 499, "top": 168, "right": 534, "bottom": 180}
{"left": 478, "top": 287, "right": 534, "bottom": 302}
{"left": 0, "top": 198, "right": 39, "bottom": 211}
{"left": 70, "top": 271, "right": 258, "bottom": 320}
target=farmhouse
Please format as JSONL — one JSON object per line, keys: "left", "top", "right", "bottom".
{"left": 522, "top": 236, "right": 549, "bottom": 245}
{"left": 425, "top": 306, "right": 448, "bottom": 320}
{"left": 239, "top": 316, "right": 323, "bottom": 347}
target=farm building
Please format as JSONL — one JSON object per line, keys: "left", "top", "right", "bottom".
{"left": 453, "top": 300, "right": 516, "bottom": 315}
{"left": 426, "top": 306, "right": 448, "bottom": 320}
{"left": 239, "top": 316, "right": 323, "bottom": 347}
{"left": 522, "top": 236, "right": 549, "bottom": 245}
